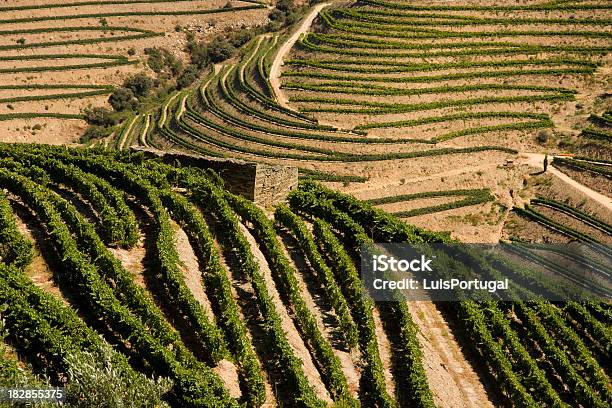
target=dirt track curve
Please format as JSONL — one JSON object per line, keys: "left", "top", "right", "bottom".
{"left": 269, "top": 2, "right": 331, "bottom": 110}
{"left": 520, "top": 153, "right": 611, "bottom": 211}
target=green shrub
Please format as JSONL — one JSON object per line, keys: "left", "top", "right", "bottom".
{"left": 123, "top": 73, "right": 154, "bottom": 98}
{"left": 64, "top": 343, "right": 172, "bottom": 408}
{"left": 84, "top": 107, "right": 117, "bottom": 127}
{"left": 537, "top": 129, "right": 551, "bottom": 144}
{"left": 80, "top": 126, "right": 110, "bottom": 143}
{"left": 144, "top": 48, "right": 182, "bottom": 76}
{"left": 108, "top": 87, "right": 137, "bottom": 111}
{"left": 189, "top": 42, "right": 210, "bottom": 68}
{"left": 176, "top": 65, "right": 199, "bottom": 89}
{"left": 207, "top": 40, "right": 235, "bottom": 63}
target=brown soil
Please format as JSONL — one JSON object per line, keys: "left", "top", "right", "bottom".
{"left": 238, "top": 223, "right": 333, "bottom": 404}
{"left": 371, "top": 306, "right": 396, "bottom": 399}
{"left": 13, "top": 212, "right": 69, "bottom": 304}
{"left": 107, "top": 238, "right": 147, "bottom": 289}
{"left": 213, "top": 359, "right": 242, "bottom": 400}
{"left": 534, "top": 204, "right": 611, "bottom": 244}
{"left": 502, "top": 211, "right": 569, "bottom": 243}
{"left": 277, "top": 229, "right": 362, "bottom": 398}
{"left": 408, "top": 301, "right": 495, "bottom": 408}
{"left": 553, "top": 163, "right": 612, "bottom": 198}
{"left": 349, "top": 160, "right": 529, "bottom": 243}
{"left": 172, "top": 221, "right": 216, "bottom": 321}
{"left": 532, "top": 173, "right": 612, "bottom": 222}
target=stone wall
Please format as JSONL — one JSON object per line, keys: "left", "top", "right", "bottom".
{"left": 255, "top": 164, "right": 299, "bottom": 205}
{"left": 131, "top": 147, "right": 297, "bottom": 206}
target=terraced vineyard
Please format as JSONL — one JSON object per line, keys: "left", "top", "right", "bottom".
{"left": 126, "top": 0, "right": 609, "bottom": 224}
{"left": 365, "top": 188, "right": 495, "bottom": 218}
{"left": 285, "top": 0, "right": 609, "bottom": 133}
{"left": 0, "top": 144, "right": 609, "bottom": 408}
{"left": 143, "top": 32, "right": 519, "bottom": 186}
{"left": 579, "top": 110, "right": 612, "bottom": 156}
{"left": 553, "top": 156, "right": 612, "bottom": 195}
{"left": 0, "top": 0, "right": 267, "bottom": 143}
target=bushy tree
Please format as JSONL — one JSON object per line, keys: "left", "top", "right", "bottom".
{"left": 176, "top": 65, "right": 199, "bottom": 89}
{"left": 268, "top": 0, "right": 300, "bottom": 27}
{"left": 84, "top": 107, "right": 117, "bottom": 127}
{"left": 64, "top": 343, "right": 172, "bottom": 408}
{"left": 108, "top": 87, "right": 137, "bottom": 111}
{"left": 537, "top": 129, "right": 551, "bottom": 144}
{"left": 207, "top": 40, "right": 235, "bottom": 63}
{"left": 80, "top": 125, "right": 110, "bottom": 143}
{"left": 123, "top": 74, "right": 153, "bottom": 98}
{"left": 189, "top": 42, "right": 210, "bottom": 68}
{"left": 276, "top": 0, "right": 296, "bottom": 13}
{"left": 228, "top": 29, "right": 253, "bottom": 48}
{"left": 145, "top": 48, "right": 165, "bottom": 73}
{"left": 144, "top": 48, "right": 182, "bottom": 76}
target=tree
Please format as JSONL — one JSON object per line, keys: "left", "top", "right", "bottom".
{"left": 268, "top": 8, "right": 284, "bottom": 21}
{"left": 207, "top": 40, "right": 235, "bottom": 63}
{"left": 537, "top": 129, "right": 551, "bottom": 145}
{"left": 108, "top": 87, "right": 137, "bottom": 111}
{"left": 123, "top": 74, "right": 153, "bottom": 98}
{"left": 189, "top": 42, "right": 210, "bottom": 68}
{"left": 268, "top": 0, "right": 299, "bottom": 27}
{"left": 144, "top": 48, "right": 182, "bottom": 76}
{"left": 276, "top": 0, "right": 296, "bottom": 13}
{"left": 84, "top": 107, "right": 117, "bottom": 127}
{"left": 145, "top": 48, "right": 165, "bottom": 73}
{"left": 229, "top": 29, "right": 253, "bottom": 48}
{"left": 80, "top": 126, "right": 110, "bottom": 143}
{"left": 176, "top": 65, "right": 199, "bottom": 89}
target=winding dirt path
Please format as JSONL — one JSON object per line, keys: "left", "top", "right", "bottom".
{"left": 519, "top": 153, "right": 611, "bottom": 210}
{"left": 269, "top": 2, "right": 331, "bottom": 110}
{"left": 139, "top": 114, "right": 151, "bottom": 147}
{"left": 159, "top": 92, "right": 180, "bottom": 128}
{"left": 118, "top": 115, "right": 139, "bottom": 151}
{"left": 176, "top": 93, "right": 188, "bottom": 121}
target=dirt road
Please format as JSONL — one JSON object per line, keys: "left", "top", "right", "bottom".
{"left": 520, "top": 153, "right": 611, "bottom": 211}
{"left": 269, "top": 2, "right": 331, "bottom": 110}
